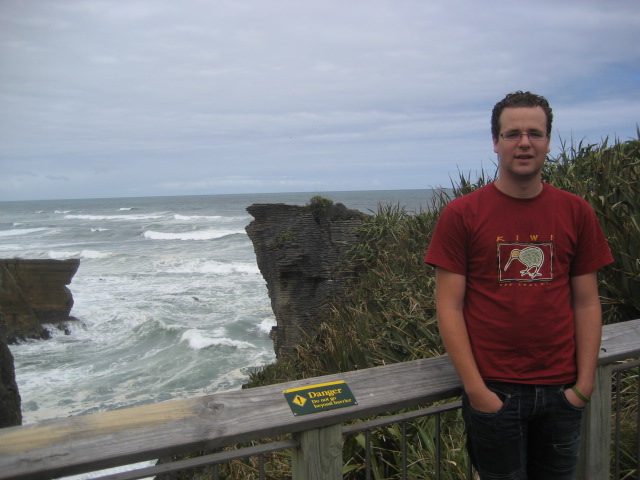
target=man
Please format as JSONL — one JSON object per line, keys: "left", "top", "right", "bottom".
{"left": 425, "top": 91, "right": 613, "bottom": 480}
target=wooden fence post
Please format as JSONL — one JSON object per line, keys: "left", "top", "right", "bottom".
{"left": 575, "top": 364, "right": 612, "bottom": 480}
{"left": 291, "top": 424, "right": 343, "bottom": 480}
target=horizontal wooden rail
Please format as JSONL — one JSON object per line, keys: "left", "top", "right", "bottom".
{"left": 1, "top": 319, "right": 639, "bottom": 480}
{"left": 0, "top": 354, "right": 460, "bottom": 479}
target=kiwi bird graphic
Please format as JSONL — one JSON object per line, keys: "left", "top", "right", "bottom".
{"left": 504, "top": 246, "right": 544, "bottom": 279}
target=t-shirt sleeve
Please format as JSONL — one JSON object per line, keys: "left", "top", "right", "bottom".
{"left": 424, "top": 203, "right": 468, "bottom": 276}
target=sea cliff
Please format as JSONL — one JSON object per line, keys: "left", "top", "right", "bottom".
{"left": 0, "top": 317, "right": 21, "bottom": 427}
{"left": 0, "top": 258, "right": 80, "bottom": 427}
{"left": 245, "top": 201, "right": 366, "bottom": 358}
{"left": 0, "top": 258, "right": 80, "bottom": 343}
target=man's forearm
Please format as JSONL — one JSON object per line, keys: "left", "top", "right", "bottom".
{"left": 574, "top": 303, "right": 602, "bottom": 397}
{"left": 571, "top": 272, "right": 603, "bottom": 399}
{"left": 438, "top": 311, "right": 485, "bottom": 393}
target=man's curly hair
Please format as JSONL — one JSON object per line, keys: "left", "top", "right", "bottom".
{"left": 491, "top": 91, "right": 553, "bottom": 139}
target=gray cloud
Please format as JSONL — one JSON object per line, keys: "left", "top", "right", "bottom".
{"left": 1, "top": 0, "right": 638, "bottom": 200}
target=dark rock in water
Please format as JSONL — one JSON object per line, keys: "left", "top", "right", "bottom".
{"left": 246, "top": 202, "right": 366, "bottom": 358}
{"left": 0, "top": 258, "right": 80, "bottom": 343}
{"left": 0, "top": 314, "right": 22, "bottom": 427}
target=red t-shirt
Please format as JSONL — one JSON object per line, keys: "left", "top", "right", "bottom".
{"left": 425, "top": 182, "right": 613, "bottom": 384}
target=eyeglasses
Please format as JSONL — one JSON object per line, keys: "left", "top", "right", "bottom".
{"left": 499, "top": 131, "right": 549, "bottom": 142}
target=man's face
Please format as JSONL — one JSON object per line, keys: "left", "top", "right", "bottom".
{"left": 493, "top": 106, "right": 551, "bottom": 181}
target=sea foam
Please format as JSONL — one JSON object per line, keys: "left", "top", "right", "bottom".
{"left": 48, "top": 250, "right": 113, "bottom": 260}
{"left": 165, "top": 260, "right": 259, "bottom": 275}
{"left": 65, "top": 214, "right": 164, "bottom": 221}
{"left": 180, "top": 329, "right": 255, "bottom": 350}
{"left": 142, "top": 229, "right": 245, "bottom": 241}
{"left": 174, "top": 214, "right": 249, "bottom": 223}
{"left": 258, "top": 317, "right": 277, "bottom": 334}
{"left": 0, "top": 227, "right": 51, "bottom": 237}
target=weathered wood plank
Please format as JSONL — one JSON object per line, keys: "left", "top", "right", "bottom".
{"left": 292, "top": 425, "right": 342, "bottom": 480}
{"left": 0, "top": 354, "right": 460, "bottom": 480}
{"left": 1, "top": 318, "right": 638, "bottom": 480}
{"left": 598, "top": 318, "right": 640, "bottom": 364}
{"left": 576, "top": 364, "right": 612, "bottom": 480}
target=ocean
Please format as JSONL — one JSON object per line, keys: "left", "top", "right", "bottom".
{"left": 0, "top": 190, "right": 434, "bottom": 425}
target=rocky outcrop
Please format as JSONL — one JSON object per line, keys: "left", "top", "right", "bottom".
{"left": 0, "top": 315, "right": 21, "bottom": 427}
{"left": 0, "top": 259, "right": 80, "bottom": 343}
{"left": 246, "top": 202, "right": 366, "bottom": 358}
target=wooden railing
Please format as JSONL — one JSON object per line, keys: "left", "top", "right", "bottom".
{"left": 1, "top": 319, "right": 639, "bottom": 480}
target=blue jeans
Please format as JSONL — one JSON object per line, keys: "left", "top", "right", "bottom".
{"left": 462, "top": 382, "right": 585, "bottom": 480}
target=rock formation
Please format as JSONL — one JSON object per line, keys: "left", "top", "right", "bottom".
{"left": 0, "top": 258, "right": 80, "bottom": 343}
{"left": 246, "top": 201, "right": 366, "bottom": 358}
{"left": 0, "top": 315, "right": 21, "bottom": 427}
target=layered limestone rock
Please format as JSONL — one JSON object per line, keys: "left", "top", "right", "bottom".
{"left": 0, "top": 258, "right": 80, "bottom": 343}
{"left": 246, "top": 202, "right": 366, "bottom": 358}
{"left": 0, "top": 316, "right": 21, "bottom": 427}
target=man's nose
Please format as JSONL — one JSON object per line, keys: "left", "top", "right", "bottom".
{"left": 518, "top": 134, "right": 533, "bottom": 146}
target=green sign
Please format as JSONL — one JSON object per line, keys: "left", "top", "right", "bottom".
{"left": 283, "top": 380, "right": 358, "bottom": 416}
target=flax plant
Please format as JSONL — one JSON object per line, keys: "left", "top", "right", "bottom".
{"left": 342, "top": 411, "right": 471, "bottom": 479}
{"left": 543, "top": 135, "right": 640, "bottom": 323}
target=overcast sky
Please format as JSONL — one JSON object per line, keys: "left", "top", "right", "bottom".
{"left": 1, "top": 0, "right": 639, "bottom": 201}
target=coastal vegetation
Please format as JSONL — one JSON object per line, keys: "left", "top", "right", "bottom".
{"left": 272, "top": 231, "right": 297, "bottom": 249}
{"left": 304, "top": 194, "right": 336, "bottom": 221}
{"left": 212, "top": 134, "right": 640, "bottom": 478}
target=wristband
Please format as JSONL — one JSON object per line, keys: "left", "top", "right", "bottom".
{"left": 571, "top": 385, "right": 590, "bottom": 403}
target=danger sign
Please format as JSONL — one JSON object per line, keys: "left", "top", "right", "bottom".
{"left": 283, "top": 380, "right": 357, "bottom": 416}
